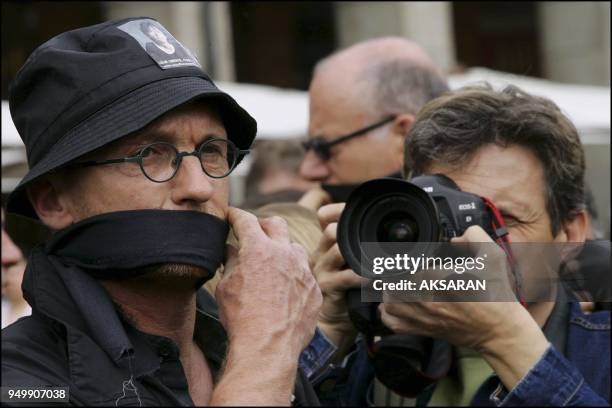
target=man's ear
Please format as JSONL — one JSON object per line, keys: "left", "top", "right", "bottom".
{"left": 556, "top": 209, "right": 588, "bottom": 243}
{"left": 26, "top": 178, "right": 74, "bottom": 230}
{"left": 556, "top": 209, "right": 588, "bottom": 263}
{"left": 391, "top": 113, "right": 415, "bottom": 140}
{"left": 390, "top": 113, "right": 414, "bottom": 170}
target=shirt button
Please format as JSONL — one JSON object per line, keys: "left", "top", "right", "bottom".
{"left": 159, "top": 347, "right": 171, "bottom": 358}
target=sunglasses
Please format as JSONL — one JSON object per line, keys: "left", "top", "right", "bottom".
{"left": 302, "top": 115, "right": 396, "bottom": 161}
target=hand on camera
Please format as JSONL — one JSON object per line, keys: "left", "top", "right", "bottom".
{"left": 217, "top": 207, "right": 322, "bottom": 357}
{"left": 379, "top": 225, "right": 550, "bottom": 390}
{"left": 312, "top": 203, "right": 366, "bottom": 353}
{"left": 298, "top": 186, "right": 332, "bottom": 212}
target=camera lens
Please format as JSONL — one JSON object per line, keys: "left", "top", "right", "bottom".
{"left": 338, "top": 177, "right": 441, "bottom": 277}
{"left": 379, "top": 214, "right": 419, "bottom": 242}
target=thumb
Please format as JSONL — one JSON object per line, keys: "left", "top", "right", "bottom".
{"left": 299, "top": 187, "right": 332, "bottom": 212}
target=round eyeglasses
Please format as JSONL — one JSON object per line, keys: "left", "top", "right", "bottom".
{"left": 70, "top": 138, "right": 250, "bottom": 182}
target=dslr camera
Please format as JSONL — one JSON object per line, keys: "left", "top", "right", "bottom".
{"left": 337, "top": 174, "right": 502, "bottom": 397}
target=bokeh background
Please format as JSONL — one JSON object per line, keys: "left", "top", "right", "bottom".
{"left": 2, "top": 1, "right": 610, "bottom": 252}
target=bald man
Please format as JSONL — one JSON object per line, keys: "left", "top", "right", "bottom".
{"left": 298, "top": 38, "right": 449, "bottom": 405}
{"left": 299, "top": 37, "right": 449, "bottom": 208}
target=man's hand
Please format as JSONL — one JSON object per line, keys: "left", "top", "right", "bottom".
{"left": 379, "top": 226, "right": 550, "bottom": 391}
{"left": 312, "top": 203, "right": 365, "bottom": 358}
{"left": 298, "top": 186, "right": 332, "bottom": 212}
{"left": 212, "top": 207, "right": 322, "bottom": 405}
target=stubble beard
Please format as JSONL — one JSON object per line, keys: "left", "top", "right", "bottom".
{"left": 137, "top": 263, "right": 212, "bottom": 290}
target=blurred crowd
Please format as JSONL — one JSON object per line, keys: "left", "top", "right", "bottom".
{"left": 1, "top": 16, "right": 610, "bottom": 407}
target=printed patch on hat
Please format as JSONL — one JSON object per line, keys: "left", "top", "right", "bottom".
{"left": 117, "top": 19, "right": 202, "bottom": 70}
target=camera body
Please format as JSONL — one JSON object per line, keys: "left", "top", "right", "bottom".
{"left": 339, "top": 174, "right": 496, "bottom": 278}
{"left": 411, "top": 174, "right": 495, "bottom": 241}
{"left": 337, "top": 174, "right": 499, "bottom": 397}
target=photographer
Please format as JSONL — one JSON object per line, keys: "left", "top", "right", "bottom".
{"left": 316, "top": 84, "right": 610, "bottom": 405}
{"left": 1, "top": 18, "right": 322, "bottom": 406}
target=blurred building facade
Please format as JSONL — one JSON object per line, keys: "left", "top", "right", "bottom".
{"left": 2, "top": 1, "right": 610, "bottom": 97}
{"left": 103, "top": 2, "right": 611, "bottom": 87}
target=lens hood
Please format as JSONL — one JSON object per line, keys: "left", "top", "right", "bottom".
{"left": 338, "top": 177, "right": 441, "bottom": 277}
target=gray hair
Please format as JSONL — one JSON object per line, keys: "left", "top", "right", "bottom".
{"left": 365, "top": 60, "right": 450, "bottom": 116}
{"left": 313, "top": 56, "right": 449, "bottom": 118}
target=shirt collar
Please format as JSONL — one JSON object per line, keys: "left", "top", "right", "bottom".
{"left": 542, "top": 284, "right": 571, "bottom": 354}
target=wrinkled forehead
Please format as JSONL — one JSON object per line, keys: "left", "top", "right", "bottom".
{"left": 425, "top": 144, "right": 546, "bottom": 212}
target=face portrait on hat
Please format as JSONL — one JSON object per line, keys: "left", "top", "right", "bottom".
{"left": 140, "top": 21, "right": 175, "bottom": 54}
{"left": 118, "top": 18, "right": 200, "bottom": 69}
{"left": 3, "top": 16, "right": 323, "bottom": 406}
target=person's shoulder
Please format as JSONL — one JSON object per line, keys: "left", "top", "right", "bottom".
{"left": 565, "top": 303, "right": 610, "bottom": 403}
{"left": 2, "top": 312, "right": 64, "bottom": 344}
{"left": 2, "top": 314, "right": 71, "bottom": 387}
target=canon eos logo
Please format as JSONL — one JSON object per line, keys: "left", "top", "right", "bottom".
{"left": 458, "top": 202, "right": 476, "bottom": 211}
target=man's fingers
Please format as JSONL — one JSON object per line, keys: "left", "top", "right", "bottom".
{"left": 318, "top": 243, "right": 347, "bottom": 271}
{"left": 228, "top": 209, "right": 291, "bottom": 243}
{"left": 227, "top": 207, "right": 266, "bottom": 243}
{"left": 451, "top": 225, "right": 494, "bottom": 244}
{"left": 317, "top": 222, "right": 337, "bottom": 252}
{"left": 317, "top": 268, "right": 365, "bottom": 294}
{"left": 259, "top": 216, "right": 291, "bottom": 243}
{"left": 451, "top": 225, "right": 503, "bottom": 260}
{"left": 335, "top": 268, "right": 367, "bottom": 289}
{"left": 317, "top": 203, "right": 346, "bottom": 230}
{"left": 379, "top": 304, "right": 414, "bottom": 335}
{"left": 580, "top": 302, "right": 595, "bottom": 314}
{"left": 298, "top": 187, "right": 332, "bottom": 212}
{"left": 223, "top": 243, "right": 239, "bottom": 273}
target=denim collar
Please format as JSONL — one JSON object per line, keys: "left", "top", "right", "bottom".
{"left": 542, "top": 284, "right": 571, "bottom": 354}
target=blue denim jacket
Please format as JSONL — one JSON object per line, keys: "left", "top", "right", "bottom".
{"left": 471, "top": 302, "right": 610, "bottom": 406}
{"left": 299, "top": 326, "right": 338, "bottom": 380}
{"left": 313, "top": 302, "right": 610, "bottom": 406}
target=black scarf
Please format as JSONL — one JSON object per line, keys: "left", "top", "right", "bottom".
{"left": 44, "top": 209, "right": 229, "bottom": 281}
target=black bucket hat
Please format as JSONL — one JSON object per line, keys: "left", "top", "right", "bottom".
{"left": 6, "top": 17, "right": 257, "bottom": 219}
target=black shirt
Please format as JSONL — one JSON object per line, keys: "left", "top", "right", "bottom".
{"left": 2, "top": 246, "right": 319, "bottom": 406}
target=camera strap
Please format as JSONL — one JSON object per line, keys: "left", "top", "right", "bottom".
{"left": 480, "top": 196, "right": 526, "bottom": 307}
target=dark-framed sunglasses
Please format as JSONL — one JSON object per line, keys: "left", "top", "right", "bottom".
{"left": 68, "top": 138, "right": 250, "bottom": 182}
{"left": 302, "top": 115, "right": 396, "bottom": 161}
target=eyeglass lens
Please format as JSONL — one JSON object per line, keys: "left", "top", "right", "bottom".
{"left": 139, "top": 140, "right": 237, "bottom": 182}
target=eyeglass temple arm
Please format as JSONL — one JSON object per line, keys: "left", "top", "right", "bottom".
{"left": 325, "top": 115, "right": 396, "bottom": 148}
